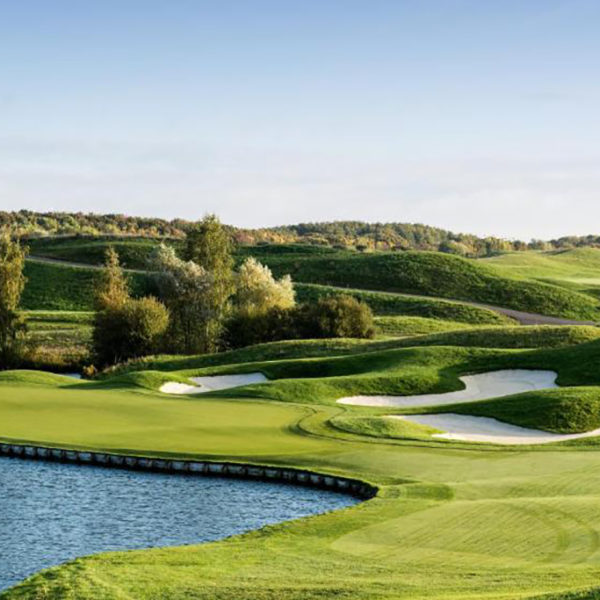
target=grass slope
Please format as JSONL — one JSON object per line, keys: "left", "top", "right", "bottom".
{"left": 22, "top": 261, "right": 154, "bottom": 310}
{"left": 267, "top": 251, "right": 600, "bottom": 319}
{"left": 442, "top": 387, "right": 600, "bottom": 434}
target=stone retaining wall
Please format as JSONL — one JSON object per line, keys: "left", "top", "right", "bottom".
{"left": 0, "top": 442, "right": 376, "bottom": 499}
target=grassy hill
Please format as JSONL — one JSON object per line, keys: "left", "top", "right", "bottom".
{"left": 480, "top": 248, "right": 600, "bottom": 300}
{"left": 22, "top": 237, "right": 600, "bottom": 319}
{"left": 22, "top": 260, "right": 155, "bottom": 311}
{"left": 264, "top": 250, "right": 600, "bottom": 320}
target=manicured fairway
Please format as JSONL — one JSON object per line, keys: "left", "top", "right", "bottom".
{"left": 4, "top": 340, "right": 600, "bottom": 599}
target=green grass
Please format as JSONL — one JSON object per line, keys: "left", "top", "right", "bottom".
{"left": 7, "top": 344, "right": 600, "bottom": 598}
{"left": 480, "top": 248, "right": 600, "bottom": 282}
{"left": 9, "top": 245, "right": 600, "bottom": 598}
{"left": 266, "top": 251, "right": 600, "bottom": 319}
{"left": 374, "top": 315, "right": 475, "bottom": 336}
{"left": 441, "top": 387, "right": 600, "bottom": 434}
{"left": 22, "top": 260, "right": 154, "bottom": 310}
{"left": 296, "top": 283, "right": 512, "bottom": 324}
{"left": 25, "top": 236, "right": 162, "bottom": 270}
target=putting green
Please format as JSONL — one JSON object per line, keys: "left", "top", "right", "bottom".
{"left": 4, "top": 342, "right": 600, "bottom": 599}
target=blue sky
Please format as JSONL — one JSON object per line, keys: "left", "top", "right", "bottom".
{"left": 1, "top": 0, "right": 599, "bottom": 238}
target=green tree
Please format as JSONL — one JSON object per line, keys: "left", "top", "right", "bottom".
{"left": 0, "top": 235, "right": 27, "bottom": 368}
{"left": 182, "top": 215, "right": 235, "bottom": 352}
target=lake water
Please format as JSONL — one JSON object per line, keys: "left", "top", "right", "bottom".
{"left": 0, "top": 456, "right": 357, "bottom": 590}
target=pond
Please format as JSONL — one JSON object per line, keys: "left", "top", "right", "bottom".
{"left": 0, "top": 456, "right": 357, "bottom": 590}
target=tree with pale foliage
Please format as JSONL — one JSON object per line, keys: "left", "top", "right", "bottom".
{"left": 235, "top": 257, "right": 295, "bottom": 317}
{"left": 0, "top": 235, "right": 27, "bottom": 368}
{"left": 150, "top": 244, "right": 215, "bottom": 354}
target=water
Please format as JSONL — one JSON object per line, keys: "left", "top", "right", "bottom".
{"left": 0, "top": 456, "right": 357, "bottom": 590}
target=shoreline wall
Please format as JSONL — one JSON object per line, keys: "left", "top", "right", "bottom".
{"left": 0, "top": 441, "right": 376, "bottom": 500}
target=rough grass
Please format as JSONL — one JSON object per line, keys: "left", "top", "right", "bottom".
{"left": 22, "top": 261, "right": 154, "bottom": 310}
{"left": 21, "top": 311, "right": 93, "bottom": 371}
{"left": 267, "top": 251, "right": 600, "bottom": 319}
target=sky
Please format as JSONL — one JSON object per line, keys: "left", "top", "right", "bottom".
{"left": 1, "top": 0, "right": 599, "bottom": 240}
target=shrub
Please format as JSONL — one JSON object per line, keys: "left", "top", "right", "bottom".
{"left": 225, "top": 295, "right": 375, "bottom": 349}
{"left": 297, "top": 295, "right": 375, "bottom": 339}
{"left": 93, "top": 297, "right": 169, "bottom": 366}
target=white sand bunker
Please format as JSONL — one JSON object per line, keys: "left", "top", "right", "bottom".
{"left": 337, "top": 370, "right": 558, "bottom": 408}
{"left": 394, "top": 414, "right": 600, "bottom": 445}
{"left": 160, "top": 372, "right": 268, "bottom": 395}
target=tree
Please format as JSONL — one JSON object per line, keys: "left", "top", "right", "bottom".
{"left": 150, "top": 244, "right": 213, "bottom": 354}
{"left": 0, "top": 235, "right": 27, "bottom": 368}
{"left": 93, "top": 248, "right": 169, "bottom": 365}
{"left": 235, "top": 257, "right": 295, "bottom": 317}
{"left": 181, "top": 215, "right": 235, "bottom": 352}
{"left": 95, "top": 247, "right": 129, "bottom": 310}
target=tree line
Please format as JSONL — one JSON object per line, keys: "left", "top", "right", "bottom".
{"left": 3, "top": 210, "right": 599, "bottom": 256}
{"left": 0, "top": 216, "right": 375, "bottom": 372}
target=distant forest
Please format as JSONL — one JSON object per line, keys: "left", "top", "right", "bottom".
{"left": 1, "top": 210, "right": 598, "bottom": 257}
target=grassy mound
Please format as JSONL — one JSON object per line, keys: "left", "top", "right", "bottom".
{"left": 330, "top": 414, "right": 440, "bottom": 440}
{"left": 445, "top": 387, "right": 600, "bottom": 434}
{"left": 296, "top": 283, "right": 511, "bottom": 324}
{"left": 267, "top": 251, "right": 600, "bottom": 319}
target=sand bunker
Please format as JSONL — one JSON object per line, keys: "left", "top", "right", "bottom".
{"left": 160, "top": 372, "right": 268, "bottom": 395}
{"left": 394, "top": 414, "right": 600, "bottom": 445}
{"left": 337, "top": 370, "right": 558, "bottom": 408}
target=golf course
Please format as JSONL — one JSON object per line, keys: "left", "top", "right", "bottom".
{"left": 3, "top": 235, "right": 600, "bottom": 599}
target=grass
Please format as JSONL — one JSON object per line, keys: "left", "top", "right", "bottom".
{"left": 374, "top": 315, "right": 475, "bottom": 335}
{"left": 441, "top": 387, "right": 600, "bottom": 434}
{"left": 480, "top": 248, "right": 600, "bottom": 285}
{"left": 296, "top": 283, "right": 512, "bottom": 324}
{"left": 22, "top": 260, "right": 154, "bottom": 310}
{"left": 6, "top": 346, "right": 600, "bottom": 597}
{"left": 266, "top": 251, "right": 600, "bottom": 319}
{"left": 9, "top": 242, "right": 600, "bottom": 598}
{"left": 20, "top": 311, "right": 93, "bottom": 371}
{"left": 25, "top": 236, "right": 162, "bottom": 270}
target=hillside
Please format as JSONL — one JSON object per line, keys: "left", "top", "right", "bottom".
{"left": 262, "top": 251, "right": 600, "bottom": 320}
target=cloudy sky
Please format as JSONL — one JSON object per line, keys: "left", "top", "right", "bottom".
{"left": 1, "top": 0, "right": 599, "bottom": 239}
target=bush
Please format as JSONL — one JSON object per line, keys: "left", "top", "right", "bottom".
{"left": 297, "top": 295, "right": 375, "bottom": 339}
{"left": 224, "top": 295, "right": 375, "bottom": 349}
{"left": 93, "top": 297, "right": 169, "bottom": 366}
